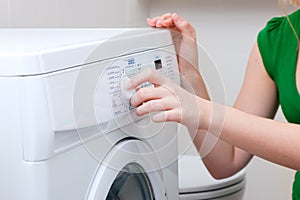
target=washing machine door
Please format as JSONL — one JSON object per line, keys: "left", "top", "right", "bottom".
{"left": 87, "top": 139, "right": 166, "bottom": 200}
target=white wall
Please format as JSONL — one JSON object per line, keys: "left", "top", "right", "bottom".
{"left": 0, "top": 0, "right": 150, "bottom": 27}
{"left": 150, "top": 0, "right": 295, "bottom": 199}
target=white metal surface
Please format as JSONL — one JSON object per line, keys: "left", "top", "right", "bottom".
{"left": 0, "top": 28, "right": 179, "bottom": 200}
{"left": 0, "top": 28, "right": 173, "bottom": 76}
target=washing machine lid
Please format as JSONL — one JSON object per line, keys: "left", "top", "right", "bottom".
{"left": 179, "top": 155, "right": 246, "bottom": 193}
{"left": 0, "top": 28, "right": 173, "bottom": 76}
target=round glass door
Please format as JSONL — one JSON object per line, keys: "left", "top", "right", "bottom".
{"left": 86, "top": 139, "right": 165, "bottom": 200}
{"left": 106, "top": 163, "right": 154, "bottom": 200}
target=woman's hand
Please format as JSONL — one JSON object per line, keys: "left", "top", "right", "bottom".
{"left": 147, "top": 13, "right": 209, "bottom": 100}
{"left": 147, "top": 13, "right": 197, "bottom": 67}
{"left": 128, "top": 69, "right": 208, "bottom": 130}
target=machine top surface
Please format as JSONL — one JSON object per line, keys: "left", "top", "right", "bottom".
{"left": 0, "top": 28, "right": 173, "bottom": 76}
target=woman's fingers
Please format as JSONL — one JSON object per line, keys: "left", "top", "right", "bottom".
{"left": 128, "top": 68, "right": 183, "bottom": 123}
{"left": 131, "top": 86, "right": 166, "bottom": 107}
{"left": 147, "top": 13, "right": 175, "bottom": 28}
{"left": 147, "top": 13, "right": 195, "bottom": 38}
{"left": 135, "top": 96, "right": 179, "bottom": 116}
{"left": 159, "top": 13, "right": 175, "bottom": 27}
{"left": 127, "top": 69, "right": 167, "bottom": 90}
{"left": 136, "top": 100, "right": 182, "bottom": 123}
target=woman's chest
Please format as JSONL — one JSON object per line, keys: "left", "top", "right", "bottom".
{"left": 277, "top": 50, "right": 300, "bottom": 124}
{"left": 297, "top": 52, "right": 300, "bottom": 95}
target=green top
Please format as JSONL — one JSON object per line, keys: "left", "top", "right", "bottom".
{"left": 257, "top": 9, "right": 300, "bottom": 199}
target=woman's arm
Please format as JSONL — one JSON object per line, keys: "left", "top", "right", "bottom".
{"left": 143, "top": 14, "right": 299, "bottom": 178}
{"left": 198, "top": 43, "right": 280, "bottom": 178}
{"left": 128, "top": 41, "right": 300, "bottom": 174}
{"left": 199, "top": 87, "right": 300, "bottom": 172}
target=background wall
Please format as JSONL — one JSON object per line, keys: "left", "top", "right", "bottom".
{"left": 149, "top": 0, "right": 295, "bottom": 199}
{"left": 0, "top": 0, "right": 150, "bottom": 27}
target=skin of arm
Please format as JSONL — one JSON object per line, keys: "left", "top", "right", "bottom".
{"left": 198, "top": 43, "right": 280, "bottom": 178}
{"left": 130, "top": 13, "right": 300, "bottom": 179}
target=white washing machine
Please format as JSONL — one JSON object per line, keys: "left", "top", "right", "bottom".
{"left": 179, "top": 155, "right": 246, "bottom": 200}
{"left": 0, "top": 28, "right": 180, "bottom": 200}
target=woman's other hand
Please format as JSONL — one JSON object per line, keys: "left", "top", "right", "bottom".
{"left": 147, "top": 13, "right": 209, "bottom": 100}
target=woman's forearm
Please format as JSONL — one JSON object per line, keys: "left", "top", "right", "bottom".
{"left": 192, "top": 127, "right": 252, "bottom": 179}
{"left": 197, "top": 98, "right": 300, "bottom": 171}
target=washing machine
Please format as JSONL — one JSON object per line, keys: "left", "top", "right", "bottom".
{"left": 0, "top": 28, "right": 179, "bottom": 199}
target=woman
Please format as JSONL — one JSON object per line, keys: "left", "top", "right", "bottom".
{"left": 126, "top": 0, "right": 300, "bottom": 199}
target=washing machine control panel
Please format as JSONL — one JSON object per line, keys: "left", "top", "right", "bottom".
{"left": 96, "top": 46, "right": 180, "bottom": 128}
{"left": 97, "top": 46, "right": 179, "bottom": 121}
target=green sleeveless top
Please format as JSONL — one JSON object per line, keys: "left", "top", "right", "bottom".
{"left": 257, "top": 9, "right": 300, "bottom": 199}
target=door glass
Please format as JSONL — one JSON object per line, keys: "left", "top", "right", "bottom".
{"left": 106, "top": 163, "right": 155, "bottom": 200}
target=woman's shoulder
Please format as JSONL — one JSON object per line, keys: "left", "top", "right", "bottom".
{"left": 265, "top": 16, "right": 284, "bottom": 31}
{"left": 260, "top": 15, "right": 284, "bottom": 35}
{"left": 257, "top": 9, "right": 300, "bottom": 81}
{"left": 256, "top": 13, "right": 287, "bottom": 80}
{"left": 258, "top": 9, "right": 300, "bottom": 51}
{"left": 260, "top": 9, "right": 300, "bottom": 35}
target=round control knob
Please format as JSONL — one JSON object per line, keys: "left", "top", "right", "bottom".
{"left": 120, "top": 76, "right": 136, "bottom": 99}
